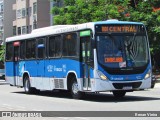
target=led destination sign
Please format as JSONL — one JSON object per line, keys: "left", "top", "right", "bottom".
{"left": 96, "top": 24, "right": 145, "bottom": 33}
{"left": 102, "top": 26, "right": 137, "bottom": 32}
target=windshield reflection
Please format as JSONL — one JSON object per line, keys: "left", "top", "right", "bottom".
{"left": 97, "top": 34, "right": 149, "bottom": 69}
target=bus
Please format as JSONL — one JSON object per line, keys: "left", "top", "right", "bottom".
{"left": 5, "top": 20, "right": 151, "bottom": 99}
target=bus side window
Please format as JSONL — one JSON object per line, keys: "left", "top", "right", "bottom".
{"left": 26, "top": 39, "right": 36, "bottom": 59}
{"left": 37, "top": 38, "right": 45, "bottom": 59}
{"left": 20, "top": 41, "right": 25, "bottom": 60}
{"left": 49, "top": 36, "right": 54, "bottom": 57}
{"left": 49, "top": 35, "right": 62, "bottom": 58}
{"left": 6, "top": 43, "right": 13, "bottom": 61}
{"left": 62, "top": 33, "right": 77, "bottom": 57}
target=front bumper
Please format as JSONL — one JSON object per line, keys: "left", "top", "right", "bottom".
{"left": 90, "top": 77, "right": 151, "bottom": 92}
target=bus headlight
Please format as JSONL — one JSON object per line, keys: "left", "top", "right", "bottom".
{"left": 144, "top": 70, "right": 151, "bottom": 80}
{"left": 97, "top": 70, "right": 108, "bottom": 80}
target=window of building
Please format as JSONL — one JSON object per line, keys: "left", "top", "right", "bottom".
{"left": 22, "top": 8, "right": 26, "bottom": 18}
{"left": 33, "top": 2, "right": 37, "bottom": 14}
{"left": 18, "top": 27, "right": 21, "bottom": 35}
{"left": 20, "top": 41, "right": 25, "bottom": 59}
{"left": 0, "top": 4, "right": 3, "bottom": 12}
{"left": 37, "top": 38, "right": 45, "bottom": 59}
{"left": 26, "top": 39, "right": 36, "bottom": 59}
{"left": 13, "top": 26, "right": 17, "bottom": 35}
{"left": 6, "top": 43, "right": 13, "bottom": 61}
{"left": 0, "top": 20, "right": 2, "bottom": 26}
{"left": 49, "top": 36, "right": 62, "bottom": 58}
{"left": 62, "top": 33, "right": 78, "bottom": 57}
{"left": 28, "top": 25, "right": 32, "bottom": 33}
{"left": 28, "top": 7, "right": 32, "bottom": 16}
{"left": 33, "top": 21, "right": 37, "bottom": 30}
{"left": 26, "top": 26, "right": 28, "bottom": 34}
{"left": 0, "top": 26, "right": 3, "bottom": 33}
{"left": 22, "top": 26, "right": 26, "bottom": 34}
{"left": 33, "top": 15, "right": 37, "bottom": 29}
{"left": 17, "top": 9, "right": 21, "bottom": 18}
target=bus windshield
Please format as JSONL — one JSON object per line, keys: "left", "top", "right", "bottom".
{"left": 97, "top": 34, "right": 149, "bottom": 71}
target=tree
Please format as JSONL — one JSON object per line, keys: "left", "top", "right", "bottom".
{"left": 0, "top": 45, "right": 5, "bottom": 69}
{"left": 51, "top": 0, "right": 160, "bottom": 70}
{"left": 51, "top": 0, "right": 160, "bottom": 40}
{"left": 51, "top": 0, "right": 129, "bottom": 24}
{"left": 51, "top": 0, "right": 160, "bottom": 39}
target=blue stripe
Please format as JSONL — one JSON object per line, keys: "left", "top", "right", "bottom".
{"left": 5, "top": 59, "right": 94, "bottom": 78}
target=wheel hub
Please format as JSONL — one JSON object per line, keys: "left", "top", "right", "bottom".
{"left": 72, "top": 82, "right": 79, "bottom": 94}
{"left": 25, "top": 80, "right": 29, "bottom": 92}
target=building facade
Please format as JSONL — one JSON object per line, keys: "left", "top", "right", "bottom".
{"left": 1, "top": 0, "right": 59, "bottom": 43}
{"left": 12, "top": 0, "right": 50, "bottom": 36}
{"left": 3, "top": 0, "right": 16, "bottom": 43}
{"left": 0, "top": 0, "right": 3, "bottom": 44}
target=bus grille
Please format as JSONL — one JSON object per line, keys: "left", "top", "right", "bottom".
{"left": 54, "top": 79, "right": 64, "bottom": 89}
{"left": 112, "top": 82, "right": 142, "bottom": 89}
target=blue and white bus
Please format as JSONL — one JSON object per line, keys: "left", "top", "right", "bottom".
{"left": 5, "top": 20, "right": 151, "bottom": 99}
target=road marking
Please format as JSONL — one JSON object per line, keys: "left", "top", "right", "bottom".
{"left": 1, "top": 104, "right": 26, "bottom": 111}
{"left": 1, "top": 104, "right": 44, "bottom": 111}
{"left": 14, "top": 105, "right": 26, "bottom": 111}
{"left": 1, "top": 104, "right": 15, "bottom": 110}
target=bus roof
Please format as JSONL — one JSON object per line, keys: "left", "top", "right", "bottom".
{"left": 93, "top": 19, "right": 144, "bottom": 25}
{"left": 6, "top": 20, "right": 144, "bottom": 42}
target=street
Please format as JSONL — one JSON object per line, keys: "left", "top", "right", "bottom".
{"left": 0, "top": 79, "right": 160, "bottom": 120}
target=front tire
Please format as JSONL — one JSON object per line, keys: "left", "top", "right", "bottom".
{"left": 70, "top": 77, "right": 84, "bottom": 99}
{"left": 113, "top": 91, "right": 126, "bottom": 98}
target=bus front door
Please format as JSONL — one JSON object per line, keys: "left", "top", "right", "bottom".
{"left": 81, "top": 37, "right": 91, "bottom": 91}
{"left": 13, "top": 45, "right": 20, "bottom": 86}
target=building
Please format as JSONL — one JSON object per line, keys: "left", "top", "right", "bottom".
{"left": 1, "top": 0, "right": 51, "bottom": 43}
{"left": 1, "top": 0, "right": 63, "bottom": 43}
{"left": 3, "top": 0, "right": 16, "bottom": 43}
{"left": 0, "top": 0, "right": 4, "bottom": 44}
{"left": 12, "top": 0, "right": 50, "bottom": 36}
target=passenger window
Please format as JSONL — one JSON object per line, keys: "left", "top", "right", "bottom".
{"left": 37, "top": 38, "right": 45, "bottom": 59}
{"left": 62, "top": 33, "right": 78, "bottom": 57}
{"left": 26, "top": 39, "right": 36, "bottom": 59}
{"left": 49, "top": 35, "right": 62, "bottom": 58}
{"left": 20, "top": 41, "right": 25, "bottom": 60}
{"left": 6, "top": 43, "right": 13, "bottom": 61}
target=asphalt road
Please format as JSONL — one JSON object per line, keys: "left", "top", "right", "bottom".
{"left": 0, "top": 80, "right": 160, "bottom": 120}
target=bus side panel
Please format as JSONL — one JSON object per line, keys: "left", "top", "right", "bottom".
{"left": 25, "top": 60, "right": 38, "bottom": 88}
{"left": 5, "top": 62, "right": 15, "bottom": 85}
{"left": 44, "top": 59, "right": 82, "bottom": 90}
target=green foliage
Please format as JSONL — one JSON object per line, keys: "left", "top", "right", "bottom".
{"left": 51, "top": 6, "right": 60, "bottom": 15}
{"left": 0, "top": 45, "right": 5, "bottom": 62}
{"left": 51, "top": 0, "right": 160, "bottom": 53}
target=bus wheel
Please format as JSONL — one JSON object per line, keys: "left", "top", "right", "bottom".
{"left": 71, "top": 78, "right": 84, "bottom": 99}
{"left": 112, "top": 91, "right": 126, "bottom": 98}
{"left": 24, "top": 76, "right": 36, "bottom": 94}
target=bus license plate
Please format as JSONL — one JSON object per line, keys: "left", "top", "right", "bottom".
{"left": 123, "top": 86, "right": 132, "bottom": 90}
